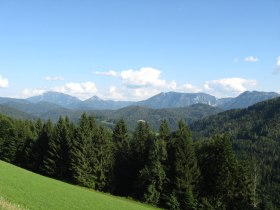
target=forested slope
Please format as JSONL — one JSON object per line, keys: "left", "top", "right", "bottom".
{"left": 190, "top": 97, "right": 280, "bottom": 208}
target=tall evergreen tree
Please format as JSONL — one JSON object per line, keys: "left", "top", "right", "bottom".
{"left": 0, "top": 116, "right": 17, "bottom": 162}
{"left": 196, "top": 135, "right": 253, "bottom": 209}
{"left": 138, "top": 134, "right": 167, "bottom": 205}
{"left": 70, "top": 113, "right": 97, "bottom": 188}
{"left": 130, "top": 121, "right": 152, "bottom": 198}
{"left": 42, "top": 117, "right": 73, "bottom": 181}
{"left": 166, "top": 120, "right": 200, "bottom": 210}
{"left": 111, "top": 119, "right": 132, "bottom": 195}
{"left": 32, "top": 119, "right": 53, "bottom": 173}
{"left": 159, "top": 119, "right": 170, "bottom": 141}
{"left": 91, "top": 126, "right": 113, "bottom": 191}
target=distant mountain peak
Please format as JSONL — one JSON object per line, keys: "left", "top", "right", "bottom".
{"left": 27, "top": 91, "right": 81, "bottom": 108}
{"left": 85, "top": 96, "right": 102, "bottom": 102}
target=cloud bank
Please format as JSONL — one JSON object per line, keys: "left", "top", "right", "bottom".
{"left": 54, "top": 82, "right": 98, "bottom": 100}
{"left": 22, "top": 67, "right": 258, "bottom": 101}
{"left": 204, "top": 78, "right": 257, "bottom": 97}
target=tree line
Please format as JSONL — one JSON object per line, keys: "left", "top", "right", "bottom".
{"left": 0, "top": 113, "right": 275, "bottom": 210}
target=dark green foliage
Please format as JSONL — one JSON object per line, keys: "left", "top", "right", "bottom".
{"left": 0, "top": 116, "right": 17, "bottom": 162}
{"left": 165, "top": 120, "right": 200, "bottom": 209}
{"left": 42, "top": 117, "right": 73, "bottom": 180}
{"left": 70, "top": 113, "right": 97, "bottom": 188}
{"left": 130, "top": 121, "right": 153, "bottom": 198}
{"left": 1, "top": 95, "right": 280, "bottom": 210}
{"left": 91, "top": 126, "right": 113, "bottom": 191}
{"left": 191, "top": 97, "right": 280, "bottom": 208}
{"left": 111, "top": 119, "right": 132, "bottom": 195}
{"left": 138, "top": 135, "right": 167, "bottom": 205}
{"left": 32, "top": 120, "right": 53, "bottom": 172}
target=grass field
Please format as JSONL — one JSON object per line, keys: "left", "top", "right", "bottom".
{"left": 0, "top": 161, "right": 160, "bottom": 210}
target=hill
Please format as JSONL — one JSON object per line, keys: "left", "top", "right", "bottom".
{"left": 0, "top": 104, "right": 35, "bottom": 120}
{"left": 220, "top": 90, "right": 279, "bottom": 110}
{"left": 27, "top": 91, "right": 81, "bottom": 108}
{"left": 94, "top": 103, "right": 222, "bottom": 131}
{"left": 135, "top": 92, "right": 219, "bottom": 108}
{"left": 190, "top": 97, "right": 280, "bottom": 207}
{"left": 0, "top": 161, "right": 159, "bottom": 210}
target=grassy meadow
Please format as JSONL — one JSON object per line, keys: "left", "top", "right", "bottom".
{"left": 0, "top": 161, "right": 159, "bottom": 210}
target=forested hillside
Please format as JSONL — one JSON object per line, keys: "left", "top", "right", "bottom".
{"left": 190, "top": 97, "right": 280, "bottom": 209}
{"left": 0, "top": 109, "right": 278, "bottom": 209}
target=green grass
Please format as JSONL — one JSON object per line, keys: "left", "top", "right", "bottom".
{"left": 0, "top": 161, "right": 160, "bottom": 210}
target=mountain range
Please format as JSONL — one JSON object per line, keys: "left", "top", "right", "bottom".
{"left": 3, "top": 90, "right": 277, "bottom": 111}
{"left": 0, "top": 91, "right": 279, "bottom": 127}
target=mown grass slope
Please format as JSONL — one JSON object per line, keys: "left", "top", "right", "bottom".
{"left": 0, "top": 161, "right": 159, "bottom": 210}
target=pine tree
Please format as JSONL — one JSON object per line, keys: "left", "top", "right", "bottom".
{"left": 111, "top": 119, "right": 132, "bottom": 195}
{"left": 91, "top": 126, "right": 113, "bottom": 191}
{"left": 138, "top": 134, "right": 167, "bottom": 205}
{"left": 166, "top": 120, "right": 200, "bottom": 210}
{"left": 32, "top": 119, "right": 53, "bottom": 173}
{"left": 70, "top": 113, "right": 97, "bottom": 188}
{"left": 197, "top": 135, "right": 239, "bottom": 207}
{"left": 42, "top": 117, "right": 73, "bottom": 181}
{"left": 130, "top": 121, "right": 152, "bottom": 199}
{"left": 0, "top": 117, "right": 17, "bottom": 162}
{"left": 159, "top": 119, "right": 170, "bottom": 141}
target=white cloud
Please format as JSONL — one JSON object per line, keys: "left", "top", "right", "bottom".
{"left": 22, "top": 88, "right": 46, "bottom": 97}
{"left": 129, "top": 87, "right": 161, "bottom": 101}
{"left": 0, "top": 75, "right": 8, "bottom": 88}
{"left": 244, "top": 56, "right": 258, "bottom": 62}
{"left": 204, "top": 78, "right": 257, "bottom": 97}
{"left": 234, "top": 58, "right": 239, "bottom": 62}
{"left": 54, "top": 82, "right": 98, "bottom": 100}
{"left": 180, "top": 84, "right": 202, "bottom": 93}
{"left": 95, "top": 70, "right": 118, "bottom": 77}
{"left": 45, "top": 76, "right": 64, "bottom": 81}
{"left": 120, "top": 67, "right": 173, "bottom": 88}
{"left": 276, "top": 56, "right": 280, "bottom": 71}
{"left": 106, "top": 86, "right": 125, "bottom": 101}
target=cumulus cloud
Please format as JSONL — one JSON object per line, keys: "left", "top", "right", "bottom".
{"left": 54, "top": 82, "right": 98, "bottom": 100}
{"left": 0, "top": 75, "right": 8, "bottom": 88}
{"left": 204, "top": 78, "right": 257, "bottom": 97}
{"left": 120, "top": 67, "right": 174, "bottom": 88}
{"left": 22, "top": 88, "right": 46, "bottom": 97}
{"left": 45, "top": 76, "right": 64, "bottom": 81}
{"left": 244, "top": 56, "right": 258, "bottom": 62}
{"left": 180, "top": 84, "right": 202, "bottom": 93}
{"left": 105, "top": 86, "right": 125, "bottom": 100}
{"left": 128, "top": 87, "right": 161, "bottom": 101}
{"left": 120, "top": 67, "right": 163, "bottom": 87}
{"left": 95, "top": 70, "right": 118, "bottom": 77}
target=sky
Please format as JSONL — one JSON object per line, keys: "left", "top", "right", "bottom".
{"left": 0, "top": 0, "right": 280, "bottom": 101}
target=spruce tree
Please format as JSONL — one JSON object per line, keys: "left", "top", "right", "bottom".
{"left": 32, "top": 119, "right": 53, "bottom": 173}
{"left": 70, "top": 113, "right": 97, "bottom": 188}
{"left": 130, "top": 121, "right": 152, "bottom": 199}
{"left": 166, "top": 120, "right": 200, "bottom": 210}
{"left": 138, "top": 135, "right": 167, "bottom": 205}
{"left": 111, "top": 119, "right": 132, "bottom": 195}
{"left": 91, "top": 126, "right": 113, "bottom": 191}
{"left": 42, "top": 117, "right": 73, "bottom": 181}
{"left": 0, "top": 117, "right": 17, "bottom": 162}
{"left": 197, "top": 135, "right": 239, "bottom": 208}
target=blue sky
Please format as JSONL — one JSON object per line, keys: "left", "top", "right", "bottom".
{"left": 0, "top": 0, "right": 279, "bottom": 100}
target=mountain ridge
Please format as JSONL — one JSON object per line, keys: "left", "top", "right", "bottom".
{"left": 1, "top": 90, "right": 279, "bottom": 111}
